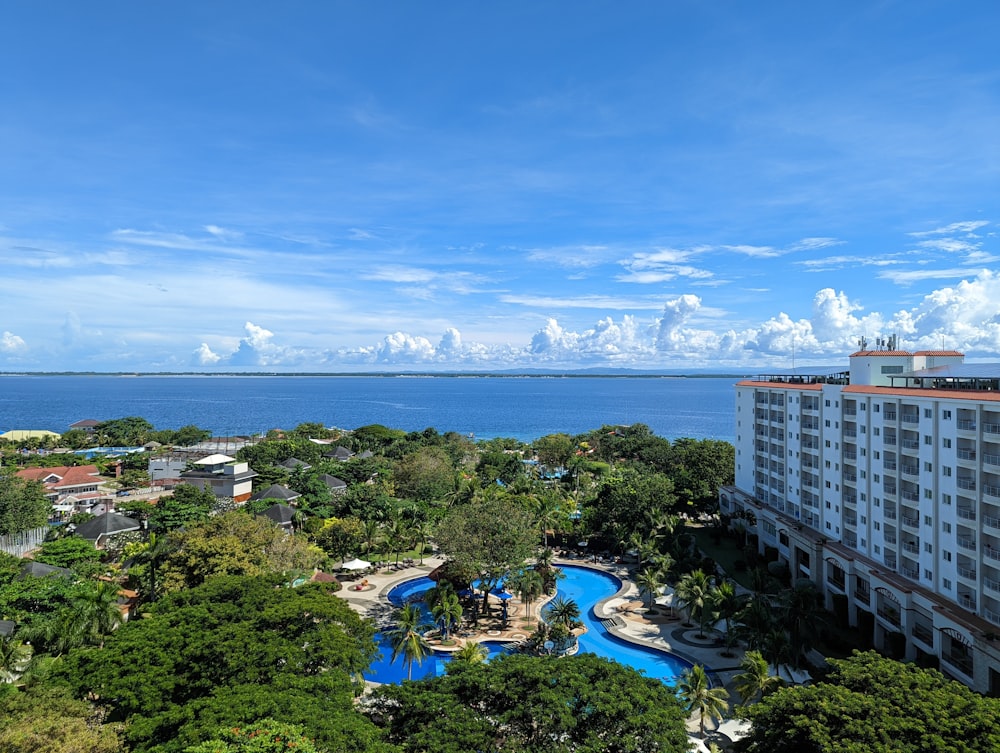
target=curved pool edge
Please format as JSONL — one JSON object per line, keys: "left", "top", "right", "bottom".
{"left": 552, "top": 559, "right": 714, "bottom": 677}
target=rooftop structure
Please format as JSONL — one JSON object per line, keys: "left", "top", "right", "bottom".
{"left": 722, "top": 346, "right": 1000, "bottom": 694}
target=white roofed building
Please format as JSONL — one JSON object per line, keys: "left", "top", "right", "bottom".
{"left": 180, "top": 454, "right": 256, "bottom": 503}
{"left": 721, "top": 345, "right": 1000, "bottom": 694}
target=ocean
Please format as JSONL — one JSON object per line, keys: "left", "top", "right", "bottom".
{"left": 0, "top": 375, "right": 737, "bottom": 444}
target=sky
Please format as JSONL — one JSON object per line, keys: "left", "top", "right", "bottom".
{"left": 2, "top": 2, "right": 999, "bottom": 373}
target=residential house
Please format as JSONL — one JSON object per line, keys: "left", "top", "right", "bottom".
{"left": 179, "top": 454, "right": 256, "bottom": 503}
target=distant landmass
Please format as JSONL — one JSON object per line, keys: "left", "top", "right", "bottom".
{"left": 1, "top": 368, "right": 748, "bottom": 378}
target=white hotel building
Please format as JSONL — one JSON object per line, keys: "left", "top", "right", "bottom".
{"left": 720, "top": 346, "right": 1000, "bottom": 694}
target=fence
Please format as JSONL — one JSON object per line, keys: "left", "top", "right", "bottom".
{"left": 0, "top": 525, "right": 48, "bottom": 557}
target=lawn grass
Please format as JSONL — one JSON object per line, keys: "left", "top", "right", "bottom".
{"left": 690, "top": 523, "right": 867, "bottom": 661}
{"left": 690, "top": 526, "right": 754, "bottom": 590}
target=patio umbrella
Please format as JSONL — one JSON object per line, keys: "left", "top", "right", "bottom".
{"left": 341, "top": 558, "right": 371, "bottom": 570}
{"left": 491, "top": 589, "right": 514, "bottom": 600}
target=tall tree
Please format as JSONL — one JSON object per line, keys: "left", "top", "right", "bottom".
{"left": 55, "top": 576, "right": 382, "bottom": 753}
{"left": 635, "top": 567, "right": 664, "bottom": 609}
{"left": 676, "top": 664, "right": 730, "bottom": 739}
{"left": 0, "top": 469, "right": 49, "bottom": 536}
{"left": 674, "top": 569, "right": 713, "bottom": 634}
{"left": 434, "top": 496, "right": 536, "bottom": 606}
{"left": 739, "top": 651, "right": 1000, "bottom": 753}
{"left": 367, "top": 653, "right": 690, "bottom": 753}
{"left": 387, "top": 603, "right": 431, "bottom": 681}
{"left": 732, "top": 649, "right": 782, "bottom": 708}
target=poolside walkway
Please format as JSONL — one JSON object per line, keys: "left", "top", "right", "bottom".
{"left": 336, "top": 554, "right": 760, "bottom": 748}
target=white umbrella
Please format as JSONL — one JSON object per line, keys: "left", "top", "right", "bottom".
{"left": 341, "top": 558, "right": 371, "bottom": 570}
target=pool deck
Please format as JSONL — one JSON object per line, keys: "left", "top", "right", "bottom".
{"left": 336, "top": 554, "right": 768, "bottom": 747}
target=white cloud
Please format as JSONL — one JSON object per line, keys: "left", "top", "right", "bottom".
{"left": 1, "top": 331, "right": 26, "bottom": 351}
{"left": 193, "top": 343, "right": 222, "bottom": 365}
{"left": 878, "top": 267, "right": 983, "bottom": 285}
{"left": 376, "top": 332, "right": 437, "bottom": 362}
{"left": 909, "top": 221, "right": 990, "bottom": 237}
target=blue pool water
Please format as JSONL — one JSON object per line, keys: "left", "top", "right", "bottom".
{"left": 364, "top": 564, "right": 693, "bottom": 685}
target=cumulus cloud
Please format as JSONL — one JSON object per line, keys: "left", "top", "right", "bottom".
{"left": 193, "top": 343, "right": 222, "bottom": 365}
{"left": 229, "top": 322, "right": 282, "bottom": 366}
{"left": 181, "top": 271, "right": 1000, "bottom": 371}
{"left": 376, "top": 332, "right": 437, "bottom": 362}
{"left": 1, "top": 331, "right": 26, "bottom": 351}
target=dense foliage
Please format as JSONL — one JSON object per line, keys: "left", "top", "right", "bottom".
{"left": 736, "top": 651, "right": 1000, "bottom": 753}
{"left": 366, "top": 652, "right": 690, "bottom": 753}
{"left": 0, "top": 469, "right": 50, "bottom": 536}
{"left": 55, "top": 575, "right": 386, "bottom": 753}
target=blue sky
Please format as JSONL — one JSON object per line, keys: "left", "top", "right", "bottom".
{"left": 2, "top": 2, "right": 999, "bottom": 372}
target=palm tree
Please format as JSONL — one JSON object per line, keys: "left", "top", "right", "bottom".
{"left": 674, "top": 569, "right": 713, "bottom": 633}
{"left": 533, "top": 491, "right": 566, "bottom": 549}
{"left": 712, "top": 579, "right": 748, "bottom": 653}
{"left": 545, "top": 596, "right": 580, "bottom": 629}
{"left": 452, "top": 640, "right": 488, "bottom": 665}
{"left": 677, "top": 664, "right": 730, "bottom": 739}
{"left": 509, "top": 568, "right": 544, "bottom": 620}
{"left": 133, "top": 531, "right": 171, "bottom": 604}
{"left": 362, "top": 518, "right": 382, "bottom": 556}
{"left": 761, "top": 628, "right": 793, "bottom": 681}
{"left": 386, "top": 603, "right": 432, "bottom": 681}
{"left": 432, "top": 591, "right": 463, "bottom": 642}
{"left": 69, "top": 580, "right": 124, "bottom": 648}
{"left": 0, "top": 636, "right": 32, "bottom": 684}
{"left": 635, "top": 567, "right": 663, "bottom": 609}
{"left": 733, "top": 649, "right": 783, "bottom": 707}
{"left": 778, "top": 580, "right": 826, "bottom": 670}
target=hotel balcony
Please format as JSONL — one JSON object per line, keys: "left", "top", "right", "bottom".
{"left": 958, "top": 536, "right": 978, "bottom": 553}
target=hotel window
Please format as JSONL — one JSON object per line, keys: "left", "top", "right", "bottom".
{"left": 924, "top": 543, "right": 933, "bottom": 553}
{"left": 873, "top": 427, "right": 880, "bottom": 436}
{"left": 925, "top": 409, "right": 932, "bottom": 419}
{"left": 943, "top": 438, "right": 951, "bottom": 448}
{"left": 924, "top": 569, "right": 932, "bottom": 580}
{"left": 924, "top": 515, "right": 932, "bottom": 526}
{"left": 924, "top": 462, "right": 933, "bottom": 472}
{"left": 943, "top": 522, "right": 951, "bottom": 533}
{"left": 944, "top": 550, "right": 952, "bottom": 561}
{"left": 924, "top": 489, "right": 933, "bottom": 499}
{"left": 943, "top": 494, "right": 952, "bottom": 505}
{"left": 943, "top": 410, "right": 952, "bottom": 419}
{"left": 943, "top": 578, "right": 951, "bottom": 590}
{"left": 925, "top": 435, "right": 932, "bottom": 445}
{"left": 943, "top": 467, "right": 952, "bottom": 477}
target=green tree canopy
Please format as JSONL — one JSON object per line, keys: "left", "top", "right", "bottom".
{"left": 434, "top": 495, "right": 536, "bottom": 596}
{"left": 56, "top": 575, "right": 384, "bottom": 753}
{"left": 0, "top": 684, "right": 123, "bottom": 753}
{"left": 737, "top": 651, "right": 1000, "bottom": 753}
{"left": 148, "top": 483, "right": 216, "bottom": 531}
{"left": 392, "top": 447, "right": 456, "bottom": 503}
{"left": 33, "top": 536, "right": 103, "bottom": 577}
{"left": 0, "top": 469, "right": 50, "bottom": 536}
{"left": 186, "top": 719, "right": 324, "bottom": 753}
{"left": 585, "top": 467, "right": 677, "bottom": 543}
{"left": 94, "top": 416, "right": 154, "bottom": 446}
{"left": 366, "top": 652, "right": 689, "bottom": 753}
{"left": 157, "top": 510, "right": 321, "bottom": 592}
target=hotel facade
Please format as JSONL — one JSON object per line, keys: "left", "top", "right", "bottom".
{"left": 720, "top": 346, "right": 1000, "bottom": 694}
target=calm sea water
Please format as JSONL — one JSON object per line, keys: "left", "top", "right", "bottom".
{"left": 0, "top": 375, "right": 736, "bottom": 443}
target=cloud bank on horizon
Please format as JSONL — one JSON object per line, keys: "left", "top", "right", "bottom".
{"left": 2, "top": 3, "right": 999, "bottom": 372}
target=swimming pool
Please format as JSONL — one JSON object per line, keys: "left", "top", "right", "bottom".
{"left": 364, "top": 564, "right": 693, "bottom": 685}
